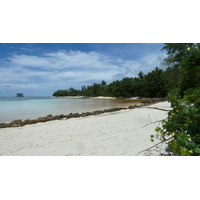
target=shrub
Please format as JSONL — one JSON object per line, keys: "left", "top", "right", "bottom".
{"left": 155, "top": 44, "right": 200, "bottom": 156}
{"left": 156, "top": 99, "right": 200, "bottom": 156}
{"left": 183, "top": 87, "right": 200, "bottom": 103}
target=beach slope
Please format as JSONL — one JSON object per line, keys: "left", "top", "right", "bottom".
{"left": 0, "top": 101, "right": 172, "bottom": 156}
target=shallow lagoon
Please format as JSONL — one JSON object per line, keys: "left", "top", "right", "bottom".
{"left": 0, "top": 97, "right": 141, "bottom": 123}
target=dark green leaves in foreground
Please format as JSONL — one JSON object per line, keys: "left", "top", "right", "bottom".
{"left": 155, "top": 44, "right": 200, "bottom": 156}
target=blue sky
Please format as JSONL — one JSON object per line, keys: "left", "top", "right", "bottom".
{"left": 0, "top": 43, "right": 167, "bottom": 97}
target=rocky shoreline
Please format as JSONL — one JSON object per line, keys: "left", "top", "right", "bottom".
{"left": 0, "top": 98, "right": 166, "bottom": 129}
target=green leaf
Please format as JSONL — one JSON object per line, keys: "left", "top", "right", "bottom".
{"left": 183, "top": 108, "right": 189, "bottom": 114}
{"left": 191, "top": 107, "right": 198, "bottom": 112}
{"left": 151, "top": 139, "right": 154, "bottom": 142}
{"left": 186, "top": 141, "right": 195, "bottom": 149}
{"left": 150, "top": 135, "right": 154, "bottom": 138}
{"left": 177, "top": 135, "right": 185, "bottom": 142}
{"left": 194, "top": 147, "right": 200, "bottom": 154}
{"left": 181, "top": 147, "right": 191, "bottom": 156}
{"left": 155, "top": 127, "right": 160, "bottom": 132}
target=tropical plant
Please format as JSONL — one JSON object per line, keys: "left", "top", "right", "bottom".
{"left": 155, "top": 43, "right": 200, "bottom": 156}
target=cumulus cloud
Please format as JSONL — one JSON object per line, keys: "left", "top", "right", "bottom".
{"left": 0, "top": 49, "right": 166, "bottom": 96}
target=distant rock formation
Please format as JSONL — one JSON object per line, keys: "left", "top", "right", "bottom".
{"left": 16, "top": 93, "right": 24, "bottom": 97}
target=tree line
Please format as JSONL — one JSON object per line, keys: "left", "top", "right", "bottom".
{"left": 53, "top": 67, "right": 180, "bottom": 98}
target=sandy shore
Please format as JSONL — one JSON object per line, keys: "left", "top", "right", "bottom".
{"left": 0, "top": 101, "right": 172, "bottom": 156}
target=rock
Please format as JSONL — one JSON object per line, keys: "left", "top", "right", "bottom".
{"left": 59, "top": 114, "right": 64, "bottom": 119}
{"left": 80, "top": 113, "right": 87, "bottom": 117}
{"left": 93, "top": 110, "right": 104, "bottom": 115}
{"left": 65, "top": 115, "right": 70, "bottom": 119}
{"left": 22, "top": 119, "right": 32, "bottom": 125}
{"left": 75, "top": 114, "right": 81, "bottom": 118}
{"left": 37, "top": 117, "right": 47, "bottom": 122}
{"left": 53, "top": 115, "right": 59, "bottom": 119}
{"left": 29, "top": 119, "right": 38, "bottom": 124}
{"left": 0, "top": 123, "right": 7, "bottom": 126}
{"left": 134, "top": 104, "right": 141, "bottom": 108}
{"left": 10, "top": 119, "right": 23, "bottom": 127}
{"left": 141, "top": 98, "right": 152, "bottom": 103}
{"left": 45, "top": 114, "right": 54, "bottom": 121}
{"left": 112, "top": 108, "right": 120, "bottom": 111}
{"left": 68, "top": 113, "right": 80, "bottom": 118}
{"left": 0, "top": 123, "right": 8, "bottom": 128}
{"left": 86, "top": 112, "right": 93, "bottom": 116}
{"left": 128, "top": 105, "right": 135, "bottom": 109}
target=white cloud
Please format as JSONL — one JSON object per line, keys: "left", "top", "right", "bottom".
{"left": 9, "top": 54, "right": 52, "bottom": 67}
{"left": 0, "top": 49, "right": 166, "bottom": 96}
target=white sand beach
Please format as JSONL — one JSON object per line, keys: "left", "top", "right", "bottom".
{"left": 0, "top": 101, "right": 172, "bottom": 156}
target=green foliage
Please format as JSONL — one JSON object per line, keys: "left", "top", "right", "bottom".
{"left": 142, "top": 67, "right": 167, "bottom": 97}
{"left": 177, "top": 47, "right": 200, "bottom": 98}
{"left": 53, "top": 67, "right": 170, "bottom": 98}
{"left": 150, "top": 135, "right": 154, "bottom": 142}
{"left": 116, "top": 78, "right": 135, "bottom": 97}
{"left": 183, "top": 88, "right": 200, "bottom": 103}
{"left": 163, "top": 65, "right": 181, "bottom": 92}
{"left": 161, "top": 43, "right": 194, "bottom": 65}
{"left": 53, "top": 90, "right": 69, "bottom": 96}
{"left": 68, "top": 87, "right": 79, "bottom": 96}
{"left": 53, "top": 88, "right": 79, "bottom": 96}
{"left": 157, "top": 99, "right": 200, "bottom": 156}
{"left": 105, "top": 68, "right": 168, "bottom": 98}
{"left": 101, "top": 80, "right": 107, "bottom": 86}
{"left": 161, "top": 43, "right": 195, "bottom": 93}
{"left": 167, "top": 88, "right": 181, "bottom": 102}
{"left": 157, "top": 43, "right": 200, "bottom": 156}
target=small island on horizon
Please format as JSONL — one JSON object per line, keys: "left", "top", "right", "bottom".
{"left": 16, "top": 93, "right": 24, "bottom": 97}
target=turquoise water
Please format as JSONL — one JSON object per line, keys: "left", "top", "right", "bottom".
{"left": 0, "top": 97, "right": 139, "bottom": 123}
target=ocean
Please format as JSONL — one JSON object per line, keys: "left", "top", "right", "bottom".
{"left": 0, "top": 97, "right": 140, "bottom": 123}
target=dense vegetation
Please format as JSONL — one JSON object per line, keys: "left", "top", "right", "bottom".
{"left": 53, "top": 67, "right": 178, "bottom": 98}
{"left": 155, "top": 43, "right": 200, "bottom": 156}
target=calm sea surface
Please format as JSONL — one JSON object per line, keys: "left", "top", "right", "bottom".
{"left": 0, "top": 97, "right": 140, "bottom": 123}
